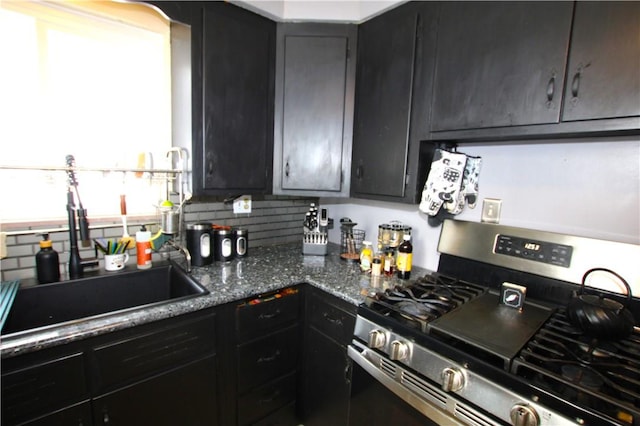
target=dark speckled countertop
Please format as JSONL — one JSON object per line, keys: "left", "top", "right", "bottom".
{"left": 1, "top": 243, "right": 428, "bottom": 358}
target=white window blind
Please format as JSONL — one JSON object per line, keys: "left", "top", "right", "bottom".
{"left": 0, "top": 0, "right": 173, "bottom": 225}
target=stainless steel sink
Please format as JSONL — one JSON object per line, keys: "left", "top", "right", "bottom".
{"left": 1, "top": 262, "right": 209, "bottom": 337}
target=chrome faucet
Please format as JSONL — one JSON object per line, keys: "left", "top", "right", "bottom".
{"left": 165, "top": 240, "right": 192, "bottom": 273}
{"left": 66, "top": 155, "right": 98, "bottom": 278}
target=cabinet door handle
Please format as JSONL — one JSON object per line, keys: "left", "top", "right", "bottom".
{"left": 285, "top": 161, "right": 290, "bottom": 178}
{"left": 206, "top": 152, "right": 214, "bottom": 176}
{"left": 102, "top": 411, "right": 110, "bottom": 425}
{"left": 571, "top": 71, "right": 581, "bottom": 98}
{"left": 356, "top": 165, "right": 363, "bottom": 179}
{"left": 257, "top": 349, "right": 281, "bottom": 363}
{"left": 323, "top": 312, "right": 343, "bottom": 326}
{"left": 546, "top": 75, "right": 555, "bottom": 102}
{"left": 258, "top": 309, "right": 281, "bottom": 320}
{"left": 344, "top": 359, "right": 352, "bottom": 385}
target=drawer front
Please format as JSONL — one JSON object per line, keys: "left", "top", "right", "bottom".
{"left": 237, "top": 373, "right": 296, "bottom": 426}
{"left": 237, "top": 325, "right": 299, "bottom": 393}
{"left": 308, "top": 291, "right": 356, "bottom": 346}
{"left": 91, "top": 311, "right": 216, "bottom": 392}
{"left": 1, "top": 352, "right": 88, "bottom": 426}
{"left": 237, "top": 292, "right": 299, "bottom": 339}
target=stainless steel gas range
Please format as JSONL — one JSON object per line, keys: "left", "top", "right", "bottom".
{"left": 348, "top": 220, "right": 640, "bottom": 426}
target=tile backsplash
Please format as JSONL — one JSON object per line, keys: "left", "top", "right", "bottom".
{"left": 1, "top": 196, "right": 316, "bottom": 282}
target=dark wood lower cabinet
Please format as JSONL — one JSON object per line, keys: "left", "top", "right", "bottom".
{"left": 301, "top": 288, "right": 357, "bottom": 426}
{"left": 303, "top": 326, "right": 352, "bottom": 425}
{"left": 92, "top": 355, "right": 217, "bottom": 426}
{"left": 2, "top": 286, "right": 361, "bottom": 426}
{"left": 1, "top": 308, "right": 218, "bottom": 426}
{"left": 232, "top": 287, "right": 302, "bottom": 426}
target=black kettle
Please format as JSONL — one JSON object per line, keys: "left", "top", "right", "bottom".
{"left": 566, "top": 268, "right": 636, "bottom": 340}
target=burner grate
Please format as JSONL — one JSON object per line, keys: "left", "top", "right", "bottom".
{"left": 364, "top": 273, "right": 485, "bottom": 332}
{"left": 513, "top": 311, "right": 640, "bottom": 424}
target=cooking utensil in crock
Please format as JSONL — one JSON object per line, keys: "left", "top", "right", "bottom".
{"left": 566, "top": 268, "right": 636, "bottom": 340}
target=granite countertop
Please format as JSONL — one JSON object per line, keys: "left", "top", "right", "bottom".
{"left": 1, "top": 242, "right": 428, "bottom": 358}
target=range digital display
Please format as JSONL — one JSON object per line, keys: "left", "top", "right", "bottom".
{"left": 495, "top": 235, "right": 573, "bottom": 267}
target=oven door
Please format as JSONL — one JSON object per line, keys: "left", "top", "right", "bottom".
{"left": 348, "top": 340, "right": 471, "bottom": 426}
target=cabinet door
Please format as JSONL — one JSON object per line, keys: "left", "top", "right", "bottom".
{"left": 431, "top": 1, "right": 573, "bottom": 131}
{"left": 562, "top": 2, "right": 640, "bottom": 121}
{"left": 93, "top": 355, "right": 218, "bottom": 426}
{"left": 197, "top": 3, "right": 275, "bottom": 195}
{"left": 351, "top": 5, "right": 419, "bottom": 198}
{"left": 274, "top": 24, "right": 356, "bottom": 196}
{"left": 302, "top": 326, "right": 352, "bottom": 426}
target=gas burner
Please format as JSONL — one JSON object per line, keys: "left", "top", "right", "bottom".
{"left": 561, "top": 365, "right": 604, "bottom": 390}
{"left": 577, "top": 338, "right": 617, "bottom": 359}
{"left": 363, "top": 274, "right": 485, "bottom": 334}
{"left": 513, "top": 311, "right": 640, "bottom": 424}
{"left": 395, "top": 300, "right": 439, "bottom": 322}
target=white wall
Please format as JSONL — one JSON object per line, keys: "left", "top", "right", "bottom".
{"left": 234, "top": 0, "right": 405, "bottom": 22}
{"left": 321, "top": 136, "right": 640, "bottom": 271}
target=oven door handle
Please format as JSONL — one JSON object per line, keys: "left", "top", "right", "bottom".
{"left": 347, "top": 343, "right": 467, "bottom": 426}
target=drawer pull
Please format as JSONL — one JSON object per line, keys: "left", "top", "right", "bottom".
{"left": 259, "top": 389, "right": 281, "bottom": 405}
{"left": 257, "top": 350, "right": 281, "bottom": 363}
{"left": 323, "top": 312, "right": 343, "bottom": 326}
{"left": 258, "top": 309, "right": 281, "bottom": 320}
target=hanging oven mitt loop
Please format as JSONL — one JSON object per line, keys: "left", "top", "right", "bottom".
{"left": 419, "top": 149, "right": 468, "bottom": 216}
{"left": 445, "top": 155, "right": 482, "bottom": 215}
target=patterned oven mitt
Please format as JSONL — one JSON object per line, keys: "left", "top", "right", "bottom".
{"left": 444, "top": 155, "right": 482, "bottom": 215}
{"left": 419, "top": 149, "right": 468, "bottom": 216}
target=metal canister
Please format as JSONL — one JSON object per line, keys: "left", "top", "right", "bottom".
{"left": 186, "top": 223, "right": 213, "bottom": 266}
{"left": 214, "top": 228, "right": 234, "bottom": 261}
{"left": 233, "top": 228, "right": 248, "bottom": 258}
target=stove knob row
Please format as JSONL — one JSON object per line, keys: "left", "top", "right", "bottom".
{"left": 368, "top": 329, "right": 387, "bottom": 349}
{"left": 441, "top": 367, "right": 465, "bottom": 392}
{"left": 389, "top": 340, "right": 410, "bottom": 361}
{"left": 510, "top": 403, "right": 539, "bottom": 426}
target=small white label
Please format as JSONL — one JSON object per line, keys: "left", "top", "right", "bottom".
{"left": 233, "top": 195, "right": 252, "bottom": 214}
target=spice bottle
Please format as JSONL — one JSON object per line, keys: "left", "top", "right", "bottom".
{"left": 36, "top": 234, "right": 60, "bottom": 284}
{"left": 396, "top": 234, "right": 413, "bottom": 280}
{"left": 372, "top": 256, "right": 382, "bottom": 276}
{"left": 359, "top": 241, "right": 373, "bottom": 271}
{"left": 136, "top": 225, "right": 152, "bottom": 269}
{"left": 383, "top": 249, "right": 395, "bottom": 277}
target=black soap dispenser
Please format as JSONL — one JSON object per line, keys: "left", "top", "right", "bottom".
{"left": 36, "top": 233, "right": 60, "bottom": 284}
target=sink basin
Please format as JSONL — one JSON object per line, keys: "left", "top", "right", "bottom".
{"left": 1, "top": 262, "right": 209, "bottom": 337}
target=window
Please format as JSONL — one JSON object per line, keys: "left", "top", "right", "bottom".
{"left": 0, "top": 0, "right": 173, "bottom": 225}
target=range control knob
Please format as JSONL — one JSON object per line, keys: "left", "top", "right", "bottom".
{"left": 441, "top": 367, "right": 465, "bottom": 392}
{"left": 368, "top": 329, "right": 386, "bottom": 349}
{"left": 389, "top": 340, "right": 410, "bottom": 361}
{"left": 510, "top": 403, "right": 540, "bottom": 426}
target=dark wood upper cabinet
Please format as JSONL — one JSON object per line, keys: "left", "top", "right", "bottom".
{"left": 197, "top": 3, "right": 275, "bottom": 196}
{"left": 431, "top": 1, "right": 574, "bottom": 132}
{"left": 562, "top": 1, "right": 640, "bottom": 122}
{"left": 351, "top": 2, "right": 439, "bottom": 202}
{"left": 430, "top": 1, "right": 639, "bottom": 140}
{"left": 273, "top": 23, "right": 356, "bottom": 197}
